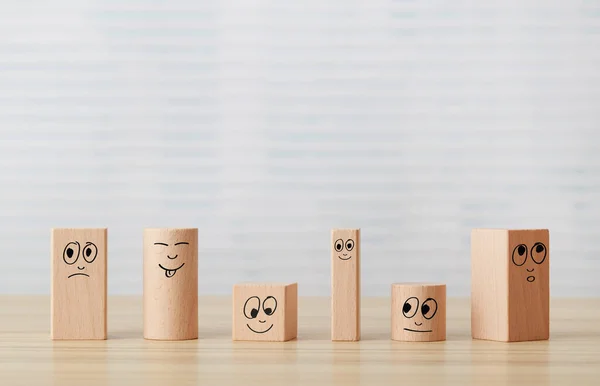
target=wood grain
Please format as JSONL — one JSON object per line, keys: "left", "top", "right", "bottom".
{"left": 51, "top": 228, "right": 107, "bottom": 340}
{"left": 232, "top": 283, "right": 298, "bottom": 341}
{"left": 143, "top": 228, "right": 198, "bottom": 340}
{"left": 472, "top": 229, "right": 549, "bottom": 342}
{"left": 391, "top": 283, "right": 446, "bottom": 342}
{"left": 1, "top": 296, "right": 599, "bottom": 386}
{"left": 331, "top": 228, "right": 360, "bottom": 341}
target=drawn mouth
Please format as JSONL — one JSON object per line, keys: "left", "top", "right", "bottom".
{"left": 246, "top": 324, "right": 274, "bottom": 334}
{"left": 527, "top": 276, "right": 535, "bottom": 282}
{"left": 404, "top": 328, "right": 432, "bottom": 333}
{"left": 338, "top": 255, "right": 352, "bottom": 260}
{"left": 68, "top": 273, "right": 90, "bottom": 278}
{"left": 158, "top": 263, "right": 185, "bottom": 278}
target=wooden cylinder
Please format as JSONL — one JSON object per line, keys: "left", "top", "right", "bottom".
{"left": 391, "top": 283, "right": 446, "bottom": 342}
{"left": 143, "top": 228, "right": 198, "bottom": 340}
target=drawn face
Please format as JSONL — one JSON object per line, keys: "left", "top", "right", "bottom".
{"left": 153, "top": 241, "right": 190, "bottom": 278}
{"left": 333, "top": 238, "right": 355, "bottom": 260}
{"left": 244, "top": 295, "right": 278, "bottom": 334}
{"left": 401, "top": 296, "right": 438, "bottom": 333}
{"left": 511, "top": 241, "right": 547, "bottom": 283}
{"left": 62, "top": 241, "right": 98, "bottom": 278}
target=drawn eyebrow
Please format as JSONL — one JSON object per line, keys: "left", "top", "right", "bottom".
{"left": 174, "top": 242, "right": 189, "bottom": 246}
{"left": 154, "top": 242, "right": 168, "bottom": 246}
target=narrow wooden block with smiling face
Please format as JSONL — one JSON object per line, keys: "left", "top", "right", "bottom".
{"left": 331, "top": 228, "right": 360, "bottom": 341}
{"left": 51, "top": 228, "right": 107, "bottom": 340}
{"left": 391, "top": 283, "right": 446, "bottom": 342}
{"left": 232, "top": 283, "right": 298, "bottom": 341}
{"left": 472, "top": 228, "right": 550, "bottom": 342}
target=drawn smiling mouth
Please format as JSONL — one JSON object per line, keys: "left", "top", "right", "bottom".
{"left": 338, "top": 254, "right": 352, "bottom": 260}
{"left": 67, "top": 273, "right": 90, "bottom": 278}
{"left": 246, "top": 323, "right": 274, "bottom": 334}
{"left": 404, "top": 328, "right": 433, "bottom": 333}
{"left": 158, "top": 263, "right": 185, "bottom": 278}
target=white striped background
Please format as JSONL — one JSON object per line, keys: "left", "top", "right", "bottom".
{"left": 0, "top": 0, "right": 599, "bottom": 296}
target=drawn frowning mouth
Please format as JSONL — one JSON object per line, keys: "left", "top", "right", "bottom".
{"left": 67, "top": 273, "right": 90, "bottom": 278}
{"left": 158, "top": 263, "right": 185, "bottom": 278}
{"left": 246, "top": 324, "right": 274, "bottom": 334}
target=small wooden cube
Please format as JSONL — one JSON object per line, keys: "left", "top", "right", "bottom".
{"left": 232, "top": 283, "right": 298, "bottom": 342}
{"left": 51, "top": 228, "right": 107, "bottom": 340}
{"left": 471, "top": 228, "right": 550, "bottom": 342}
{"left": 331, "top": 228, "right": 361, "bottom": 341}
{"left": 391, "top": 283, "right": 446, "bottom": 342}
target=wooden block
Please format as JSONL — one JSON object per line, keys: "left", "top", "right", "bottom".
{"left": 391, "top": 283, "right": 446, "bottom": 342}
{"left": 471, "top": 228, "right": 550, "bottom": 342}
{"left": 331, "top": 228, "right": 360, "bottom": 341}
{"left": 232, "top": 283, "right": 298, "bottom": 341}
{"left": 143, "top": 228, "right": 198, "bottom": 340}
{"left": 51, "top": 228, "right": 107, "bottom": 340}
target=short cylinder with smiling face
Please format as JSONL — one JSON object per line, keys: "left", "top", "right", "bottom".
{"left": 391, "top": 283, "right": 446, "bottom": 342}
{"left": 143, "top": 228, "right": 198, "bottom": 341}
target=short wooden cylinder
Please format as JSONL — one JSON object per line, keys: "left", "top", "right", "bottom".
{"left": 391, "top": 283, "right": 446, "bottom": 342}
{"left": 143, "top": 228, "right": 198, "bottom": 340}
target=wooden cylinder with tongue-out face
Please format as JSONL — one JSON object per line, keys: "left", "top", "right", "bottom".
{"left": 143, "top": 228, "right": 198, "bottom": 340}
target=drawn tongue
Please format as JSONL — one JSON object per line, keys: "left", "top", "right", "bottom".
{"left": 165, "top": 269, "right": 176, "bottom": 278}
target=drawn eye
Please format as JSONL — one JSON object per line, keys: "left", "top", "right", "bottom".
{"left": 531, "top": 242, "right": 547, "bottom": 264}
{"left": 82, "top": 242, "right": 98, "bottom": 263}
{"left": 62, "top": 242, "right": 80, "bottom": 265}
{"left": 334, "top": 239, "right": 344, "bottom": 252}
{"left": 402, "top": 297, "right": 419, "bottom": 318}
{"left": 345, "top": 239, "right": 355, "bottom": 251}
{"left": 511, "top": 244, "right": 528, "bottom": 266}
{"left": 243, "top": 296, "right": 260, "bottom": 319}
{"left": 422, "top": 298, "right": 438, "bottom": 320}
{"left": 262, "top": 296, "right": 278, "bottom": 316}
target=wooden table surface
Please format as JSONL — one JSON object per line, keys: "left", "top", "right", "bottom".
{"left": 1, "top": 296, "right": 599, "bottom": 385}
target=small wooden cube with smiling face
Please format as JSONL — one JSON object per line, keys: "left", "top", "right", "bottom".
{"left": 232, "top": 283, "right": 298, "bottom": 341}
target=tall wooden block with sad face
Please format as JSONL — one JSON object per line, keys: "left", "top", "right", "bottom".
{"left": 143, "top": 228, "right": 198, "bottom": 340}
{"left": 471, "top": 229, "right": 550, "bottom": 342}
{"left": 51, "top": 228, "right": 107, "bottom": 340}
{"left": 232, "top": 283, "right": 298, "bottom": 341}
{"left": 331, "top": 228, "right": 360, "bottom": 341}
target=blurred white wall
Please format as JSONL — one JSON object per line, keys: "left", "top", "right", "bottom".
{"left": 0, "top": 0, "right": 598, "bottom": 296}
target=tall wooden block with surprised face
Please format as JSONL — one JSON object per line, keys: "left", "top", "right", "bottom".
{"left": 331, "top": 228, "right": 360, "bottom": 341}
{"left": 51, "top": 228, "right": 107, "bottom": 340}
{"left": 471, "top": 229, "right": 550, "bottom": 342}
{"left": 143, "top": 228, "right": 198, "bottom": 340}
{"left": 232, "top": 283, "right": 298, "bottom": 342}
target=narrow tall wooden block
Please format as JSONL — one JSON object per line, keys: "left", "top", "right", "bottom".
{"left": 143, "top": 228, "right": 198, "bottom": 340}
{"left": 391, "top": 283, "right": 446, "bottom": 342}
{"left": 51, "top": 228, "right": 107, "bottom": 340}
{"left": 471, "top": 228, "right": 550, "bottom": 342}
{"left": 331, "top": 228, "right": 360, "bottom": 341}
{"left": 232, "top": 283, "right": 298, "bottom": 342}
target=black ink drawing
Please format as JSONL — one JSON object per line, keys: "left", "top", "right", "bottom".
{"left": 154, "top": 241, "right": 189, "bottom": 278}
{"left": 402, "top": 297, "right": 437, "bottom": 333}
{"left": 244, "top": 295, "right": 278, "bottom": 334}
{"left": 511, "top": 242, "right": 547, "bottom": 283}
{"left": 63, "top": 241, "right": 97, "bottom": 278}
{"left": 334, "top": 238, "right": 355, "bottom": 260}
